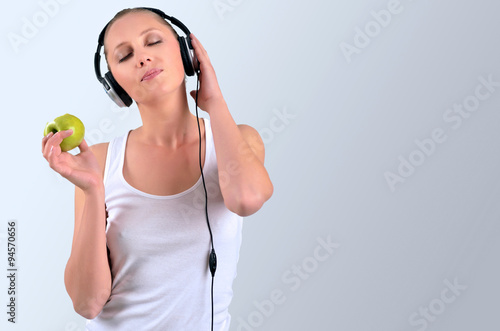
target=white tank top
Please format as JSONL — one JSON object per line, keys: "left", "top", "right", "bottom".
{"left": 85, "top": 117, "right": 243, "bottom": 331}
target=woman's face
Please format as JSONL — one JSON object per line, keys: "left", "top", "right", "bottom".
{"left": 104, "top": 12, "right": 185, "bottom": 104}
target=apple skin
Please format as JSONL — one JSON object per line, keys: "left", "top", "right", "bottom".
{"left": 43, "top": 113, "right": 85, "bottom": 152}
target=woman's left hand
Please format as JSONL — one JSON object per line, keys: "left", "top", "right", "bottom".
{"left": 189, "top": 33, "right": 226, "bottom": 113}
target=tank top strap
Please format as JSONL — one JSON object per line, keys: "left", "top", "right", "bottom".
{"left": 103, "top": 140, "right": 112, "bottom": 187}
{"left": 103, "top": 131, "right": 127, "bottom": 187}
{"left": 202, "top": 116, "right": 214, "bottom": 170}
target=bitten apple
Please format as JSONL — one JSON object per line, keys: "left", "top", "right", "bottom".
{"left": 43, "top": 113, "right": 85, "bottom": 152}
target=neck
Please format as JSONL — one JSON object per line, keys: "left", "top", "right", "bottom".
{"left": 134, "top": 84, "right": 201, "bottom": 149}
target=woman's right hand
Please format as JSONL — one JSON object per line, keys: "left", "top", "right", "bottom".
{"left": 42, "top": 130, "right": 102, "bottom": 193}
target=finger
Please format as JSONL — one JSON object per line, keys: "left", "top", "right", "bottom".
{"left": 42, "top": 132, "right": 57, "bottom": 158}
{"left": 190, "top": 34, "right": 209, "bottom": 63}
{"left": 44, "top": 130, "right": 73, "bottom": 158}
{"left": 78, "top": 138, "right": 90, "bottom": 152}
{"left": 191, "top": 34, "right": 206, "bottom": 54}
{"left": 49, "top": 129, "right": 73, "bottom": 146}
{"left": 47, "top": 141, "right": 62, "bottom": 167}
{"left": 42, "top": 132, "right": 54, "bottom": 151}
{"left": 47, "top": 145, "right": 70, "bottom": 177}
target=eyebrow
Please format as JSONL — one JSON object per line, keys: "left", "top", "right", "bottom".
{"left": 113, "top": 28, "right": 161, "bottom": 52}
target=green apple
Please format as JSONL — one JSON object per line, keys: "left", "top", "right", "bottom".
{"left": 43, "top": 113, "right": 85, "bottom": 152}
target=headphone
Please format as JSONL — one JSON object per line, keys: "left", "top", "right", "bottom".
{"left": 94, "top": 7, "right": 217, "bottom": 331}
{"left": 94, "top": 7, "right": 200, "bottom": 107}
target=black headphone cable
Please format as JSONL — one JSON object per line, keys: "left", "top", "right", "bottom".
{"left": 194, "top": 68, "right": 217, "bottom": 331}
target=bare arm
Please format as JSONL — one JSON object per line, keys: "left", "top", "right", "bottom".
{"left": 64, "top": 183, "right": 111, "bottom": 319}
{"left": 209, "top": 105, "right": 274, "bottom": 217}
{"left": 42, "top": 130, "right": 111, "bottom": 319}
{"left": 187, "top": 34, "right": 273, "bottom": 216}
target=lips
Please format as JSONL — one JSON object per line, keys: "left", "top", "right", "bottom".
{"left": 141, "top": 68, "right": 163, "bottom": 82}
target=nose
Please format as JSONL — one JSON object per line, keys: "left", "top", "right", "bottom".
{"left": 137, "top": 54, "right": 151, "bottom": 67}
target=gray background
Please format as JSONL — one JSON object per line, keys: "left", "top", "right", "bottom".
{"left": 1, "top": 0, "right": 499, "bottom": 330}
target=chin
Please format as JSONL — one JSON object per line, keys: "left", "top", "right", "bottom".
{"left": 136, "top": 86, "right": 184, "bottom": 105}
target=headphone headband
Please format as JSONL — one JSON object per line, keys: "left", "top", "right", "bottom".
{"left": 96, "top": 8, "right": 191, "bottom": 47}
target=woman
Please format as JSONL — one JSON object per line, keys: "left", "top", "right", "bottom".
{"left": 41, "top": 7, "right": 273, "bottom": 330}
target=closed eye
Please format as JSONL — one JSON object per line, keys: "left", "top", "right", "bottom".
{"left": 118, "top": 40, "right": 162, "bottom": 63}
{"left": 119, "top": 53, "right": 132, "bottom": 63}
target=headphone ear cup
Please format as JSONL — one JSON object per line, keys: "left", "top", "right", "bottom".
{"left": 104, "top": 71, "right": 133, "bottom": 107}
{"left": 178, "top": 36, "right": 195, "bottom": 76}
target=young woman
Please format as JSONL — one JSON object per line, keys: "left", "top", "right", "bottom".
{"left": 41, "top": 7, "right": 273, "bottom": 330}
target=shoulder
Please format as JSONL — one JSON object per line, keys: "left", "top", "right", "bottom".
{"left": 237, "top": 123, "right": 256, "bottom": 133}
{"left": 237, "top": 124, "right": 265, "bottom": 164}
{"left": 237, "top": 124, "right": 261, "bottom": 141}
{"left": 89, "top": 142, "right": 110, "bottom": 181}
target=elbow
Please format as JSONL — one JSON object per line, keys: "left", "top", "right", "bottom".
{"left": 64, "top": 269, "right": 102, "bottom": 319}
{"left": 71, "top": 286, "right": 110, "bottom": 319}
{"left": 73, "top": 298, "right": 106, "bottom": 320}
{"left": 65, "top": 278, "right": 109, "bottom": 319}
{"left": 64, "top": 263, "right": 111, "bottom": 320}
{"left": 228, "top": 183, "right": 274, "bottom": 217}
{"left": 75, "top": 306, "right": 98, "bottom": 320}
